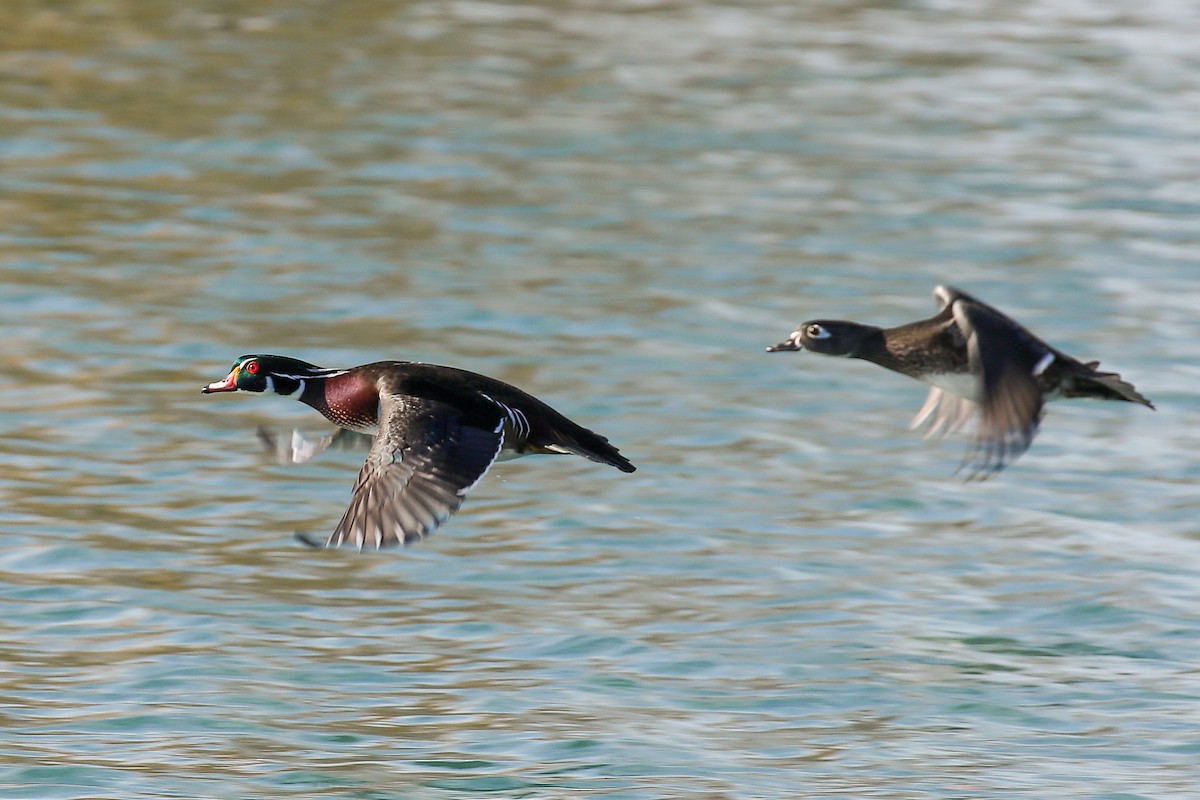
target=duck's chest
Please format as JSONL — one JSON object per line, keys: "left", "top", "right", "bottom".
{"left": 308, "top": 374, "right": 381, "bottom": 434}
{"left": 875, "top": 323, "right": 971, "bottom": 387}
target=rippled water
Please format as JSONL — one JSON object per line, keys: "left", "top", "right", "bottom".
{"left": 2, "top": 2, "right": 1199, "bottom": 798}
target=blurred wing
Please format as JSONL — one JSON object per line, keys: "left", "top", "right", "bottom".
{"left": 951, "top": 298, "right": 1045, "bottom": 478}
{"left": 324, "top": 395, "right": 504, "bottom": 550}
{"left": 258, "top": 426, "right": 374, "bottom": 465}
{"left": 910, "top": 387, "right": 978, "bottom": 440}
{"left": 934, "top": 284, "right": 983, "bottom": 311}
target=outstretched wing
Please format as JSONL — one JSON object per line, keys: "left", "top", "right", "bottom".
{"left": 949, "top": 296, "right": 1046, "bottom": 478}
{"left": 910, "top": 386, "right": 978, "bottom": 441}
{"left": 322, "top": 394, "right": 504, "bottom": 549}
{"left": 934, "top": 284, "right": 984, "bottom": 311}
{"left": 258, "top": 426, "right": 374, "bottom": 465}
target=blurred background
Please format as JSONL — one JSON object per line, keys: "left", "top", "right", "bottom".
{"left": 1, "top": 1, "right": 1197, "bottom": 798}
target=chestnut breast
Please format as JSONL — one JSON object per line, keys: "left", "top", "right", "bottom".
{"left": 311, "top": 372, "right": 381, "bottom": 433}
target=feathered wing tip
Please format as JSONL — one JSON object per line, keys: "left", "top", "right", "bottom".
{"left": 910, "top": 387, "right": 977, "bottom": 440}
{"left": 303, "top": 395, "right": 507, "bottom": 551}
{"left": 910, "top": 386, "right": 1041, "bottom": 480}
{"left": 955, "top": 413, "right": 1041, "bottom": 481}
{"left": 327, "top": 418, "right": 503, "bottom": 550}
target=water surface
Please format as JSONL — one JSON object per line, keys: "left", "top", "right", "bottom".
{"left": 1, "top": 2, "right": 1199, "bottom": 798}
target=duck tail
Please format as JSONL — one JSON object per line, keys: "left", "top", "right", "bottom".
{"left": 1074, "top": 364, "right": 1155, "bottom": 409}
{"left": 544, "top": 423, "right": 636, "bottom": 473}
{"left": 569, "top": 428, "right": 637, "bottom": 473}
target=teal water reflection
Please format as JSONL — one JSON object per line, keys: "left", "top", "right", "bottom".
{"left": 2, "top": 2, "right": 1199, "bottom": 798}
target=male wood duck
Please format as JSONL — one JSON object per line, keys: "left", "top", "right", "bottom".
{"left": 202, "top": 355, "right": 635, "bottom": 549}
{"left": 767, "top": 285, "right": 1154, "bottom": 477}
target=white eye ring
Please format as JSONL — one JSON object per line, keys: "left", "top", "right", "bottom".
{"left": 806, "top": 324, "right": 830, "bottom": 340}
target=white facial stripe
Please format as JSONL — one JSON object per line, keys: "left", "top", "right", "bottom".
{"left": 274, "top": 369, "right": 347, "bottom": 381}
{"left": 1032, "top": 352, "right": 1055, "bottom": 377}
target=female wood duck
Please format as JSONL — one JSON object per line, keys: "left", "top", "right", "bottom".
{"left": 767, "top": 285, "right": 1154, "bottom": 478}
{"left": 202, "top": 355, "right": 635, "bottom": 549}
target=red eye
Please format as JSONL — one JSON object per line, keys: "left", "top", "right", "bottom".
{"left": 245, "top": 361, "right": 259, "bottom": 375}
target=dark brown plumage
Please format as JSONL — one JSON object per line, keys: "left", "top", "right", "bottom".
{"left": 768, "top": 285, "right": 1153, "bottom": 477}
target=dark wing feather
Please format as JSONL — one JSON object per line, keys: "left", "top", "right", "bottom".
{"left": 950, "top": 297, "right": 1045, "bottom": 478}
{"left": 324, "top": 395, "right": 504, "bottom": 549}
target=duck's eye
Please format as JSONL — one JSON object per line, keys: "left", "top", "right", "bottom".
{"left": 244, "top": 360, "right": 260, "bottom": 375}
{"left": 806, "top": 324, "right": 830, "bottom": 339}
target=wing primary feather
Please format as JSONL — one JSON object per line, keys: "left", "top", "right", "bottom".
{"left": 325, "top": 394, "right": 505, "bottom": 549}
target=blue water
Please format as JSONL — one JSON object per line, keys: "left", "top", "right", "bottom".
{"left": 1, "top": 2, "right": 1198, "bottom": 798}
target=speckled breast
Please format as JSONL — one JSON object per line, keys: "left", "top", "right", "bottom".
{"left": 317, "top": 373, "right": 381, "bottom": 433}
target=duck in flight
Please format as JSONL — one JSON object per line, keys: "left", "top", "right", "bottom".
{"left": 767, "top": 285, "right": 1154, "bottom": 477}
{"left": 203, "top": 355, "right": 635, "bottom": 549}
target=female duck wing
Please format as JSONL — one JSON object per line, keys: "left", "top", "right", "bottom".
{"left": 324, "top": 394, "right": 505, "bottom": 550}
{"left": 949, "top": 295, "right": 1046, "bottom": 477}
{"left": 934, "top": 284, "right": 984, "bottom": 311}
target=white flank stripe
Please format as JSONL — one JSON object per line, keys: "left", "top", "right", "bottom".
{"left": 479, "top": 393, "right": 528, "bottom": 439}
